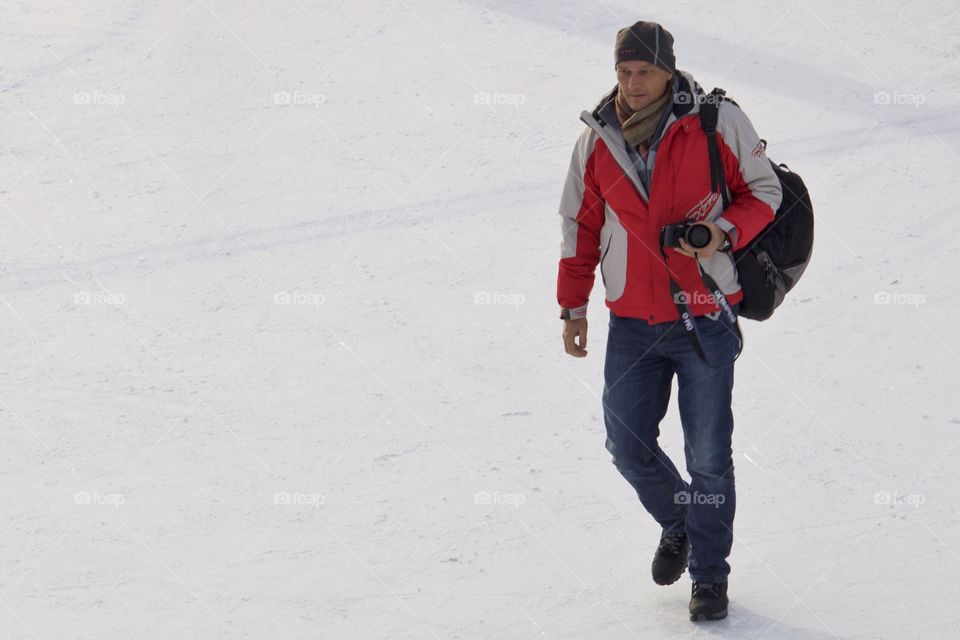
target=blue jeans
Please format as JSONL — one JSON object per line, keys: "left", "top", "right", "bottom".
{"left": 602, "top": 306, "right": 740, "bottom": 583}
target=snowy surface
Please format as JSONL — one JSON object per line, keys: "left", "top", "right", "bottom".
{"left": 2, "top": 1, "right": 959, "bottom": 638}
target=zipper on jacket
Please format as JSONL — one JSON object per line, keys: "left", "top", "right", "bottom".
{"left": 580, "top": 111, "right": 650, "bottom": 205}
{"left": 599, "top": 242, "right": 611, "bottom": 287}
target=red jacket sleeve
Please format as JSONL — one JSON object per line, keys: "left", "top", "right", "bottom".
{"left": 556, "top": 129, "right": 605, "bottom": 318}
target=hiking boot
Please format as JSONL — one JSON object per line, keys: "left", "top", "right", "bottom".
{"left": 651, "top": 530, "right": 689, "bottom": 585}
{"left": 689, "top": 580, "right": 728, "bottom": 621}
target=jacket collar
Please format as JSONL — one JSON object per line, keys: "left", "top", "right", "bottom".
{"left": 587, "top": 69, "right": 704, "bottom": 131}
{"left": 576, "top": 70, "right": 705, "bottom": 204}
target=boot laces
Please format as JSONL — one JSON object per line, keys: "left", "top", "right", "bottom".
{"left": 658, "top": 531, "right": 686, "bottom": 556}
{"left": 692, "top": 581, "right": 722, "bottom": 598}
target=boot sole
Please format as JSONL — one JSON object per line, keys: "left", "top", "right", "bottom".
{"left": 690, "top": 608, "right": 727, "bottom": 622}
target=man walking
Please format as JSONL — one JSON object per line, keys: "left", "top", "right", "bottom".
{"left": 556, "top": 21, "right": 782, "bottom": 621}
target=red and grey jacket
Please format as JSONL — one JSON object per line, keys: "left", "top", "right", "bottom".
{"left": 556, "top": 69, "right": 782, "bottom": 323}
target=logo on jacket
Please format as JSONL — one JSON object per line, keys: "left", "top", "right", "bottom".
{"left": 751, "top": 140, "right": 766, "bottom": 158}
{"left": 684, "top": 191, "right": 720, "bottom": 223}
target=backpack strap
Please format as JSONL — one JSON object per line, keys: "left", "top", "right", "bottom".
{"left": 699, "top": 88, "right": 731, "bottom": 209}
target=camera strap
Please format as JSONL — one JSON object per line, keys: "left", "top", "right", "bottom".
{"left": 659, "top": 245, "right": 743, "bottom": 368}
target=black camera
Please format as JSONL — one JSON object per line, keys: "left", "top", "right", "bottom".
{"left": 660, "top": 222, "right": 713, "bottom": 250}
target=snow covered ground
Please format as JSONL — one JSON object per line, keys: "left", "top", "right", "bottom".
{"left": 2, "top": 0, "right": 959, "bottom": 637}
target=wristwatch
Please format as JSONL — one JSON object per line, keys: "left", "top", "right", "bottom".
{"left": 560, "top": 307, "right": 587, "bottom": 320}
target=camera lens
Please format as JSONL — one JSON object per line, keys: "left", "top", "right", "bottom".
{"left": 685, "top": 223, "right": 712, "bottom": 249}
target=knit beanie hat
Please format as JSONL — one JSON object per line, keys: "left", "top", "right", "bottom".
{"left": 614, "top": 21, "right": 676, "bottom": 74}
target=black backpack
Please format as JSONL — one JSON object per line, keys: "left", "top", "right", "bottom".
{"left": 700, "top": 88, "right": 814, "bottom": 321}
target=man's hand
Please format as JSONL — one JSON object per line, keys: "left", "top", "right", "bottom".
{"left": 563, "top": 318, "right": 589, "bottom": 357}
{"left": 673, "top": 221, "right": 727, "bottom": 259}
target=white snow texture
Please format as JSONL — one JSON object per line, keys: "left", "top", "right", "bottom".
{"left": 1, "top": 1, "right": 958, "bottom": 638}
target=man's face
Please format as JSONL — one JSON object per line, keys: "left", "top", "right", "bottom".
{"left": 615, "top": 61, "right": 674, "bottom": 111}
